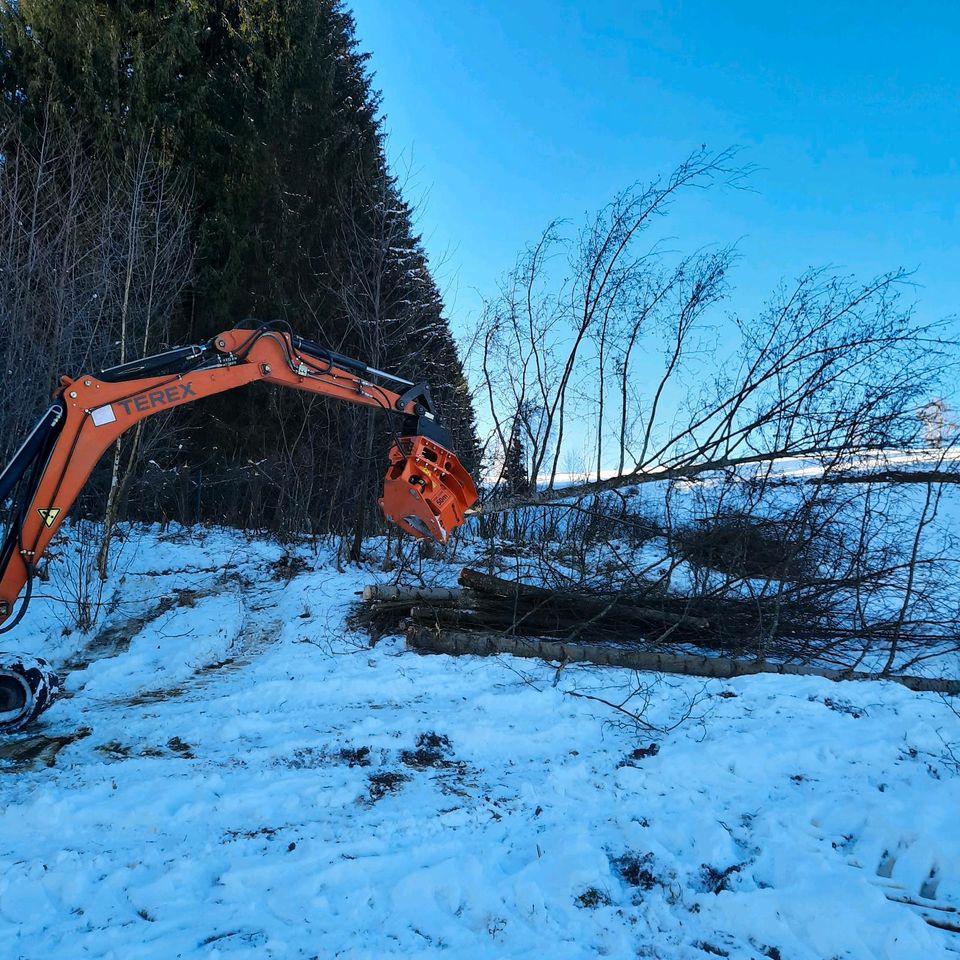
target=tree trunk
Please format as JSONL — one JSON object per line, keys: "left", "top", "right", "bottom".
{"left": 407, "top": 626, "right": 960, "bottom": 695}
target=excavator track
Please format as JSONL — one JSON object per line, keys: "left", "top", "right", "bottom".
{"left": 0, "top": 653, "right": 61, "bottom": 734}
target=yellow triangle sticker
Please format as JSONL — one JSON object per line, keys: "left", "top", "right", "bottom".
{"left": 38, "top": 508, "right": 61, "bottom": 528}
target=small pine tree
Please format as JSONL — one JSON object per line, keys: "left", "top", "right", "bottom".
{"left": 502, "top": 424, "right": 531, "bottom": 496}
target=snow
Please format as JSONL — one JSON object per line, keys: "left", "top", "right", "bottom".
{"left": 1, "top": 526, "right": 959, "bottom": 958}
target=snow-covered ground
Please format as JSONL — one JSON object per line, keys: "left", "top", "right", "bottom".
{"left": 2, "top": 527, "right": 959, "bottom": 959}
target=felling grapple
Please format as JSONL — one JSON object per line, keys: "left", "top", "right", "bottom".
{"left": 380, "top": 435, "right": 476, "bottom": 543}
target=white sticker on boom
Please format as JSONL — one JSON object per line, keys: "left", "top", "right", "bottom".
{"left": 90, "top": 405, "right": 117, "bottom": 427}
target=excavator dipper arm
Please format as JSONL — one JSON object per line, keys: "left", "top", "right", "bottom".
{"left": 0, "top": 326, "right": 477, "bottom": 637}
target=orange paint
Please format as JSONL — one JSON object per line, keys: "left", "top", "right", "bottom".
{"left": 0, "top": 330, "right": 477, "bottom": 625}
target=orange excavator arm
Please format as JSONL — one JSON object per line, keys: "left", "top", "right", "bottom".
{"left": 0, "top": 324, "right": 477, "bottom": 633}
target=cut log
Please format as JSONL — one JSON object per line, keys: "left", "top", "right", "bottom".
{"left": 362, "top": 585, "right": 463, "bottom": 603}
{"left": 458, "top": 568, "right": 558, "bottom": 600}
{"left": 408, "top": 604, "right": 690, "bottom": 645}
{"left": 408, "top": 605, "right": 614, "bottom": 636}
{"left": 457, "top": 569, "right": 710, "bottom": 630}
{"left": 406, "top": 626, "right": 960, "bottom": 695}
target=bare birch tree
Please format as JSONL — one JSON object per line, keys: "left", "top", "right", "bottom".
{"left": 95, "top": 140, "right": 193, "bottom": 578}
{"left": 472, "top": 149, "right": 955, "bottom": 515}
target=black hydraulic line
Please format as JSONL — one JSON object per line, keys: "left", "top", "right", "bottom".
{"left": 0, "top": 410, "right": 64, "bottom": 632}
{"left": 0, "top": 526, "right": 18, "bottom": 605}
{"left": 0, "top": 405, "right": 65, "bottom": 505}
{"left": 289, "top": 336, "right": 418, "bottom": 388}
{"left": 0, "top": 556, "right": 33, "bottom": 634}
{"left": 290, "top": 336, "right": 370, "bottom": 375}
{"left": 97, "top": 345, "right": 207, "bottom": 382}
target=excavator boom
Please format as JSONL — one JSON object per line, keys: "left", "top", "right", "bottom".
{"left": 0, "top": 325, "right": 478, "bottom": 637}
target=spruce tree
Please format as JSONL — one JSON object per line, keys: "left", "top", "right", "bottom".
{"left": 0, "top": 0, "right": 478, "bottom": 536}
{"left": 502, "top": 424, "right": 531, "bottom": 497}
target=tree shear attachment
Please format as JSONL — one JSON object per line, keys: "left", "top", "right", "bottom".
{"left": 380, "top": 435, "right": 477, "bottom": 543}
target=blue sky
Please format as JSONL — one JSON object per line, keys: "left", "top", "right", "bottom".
{"left": 354, "top": 0, "right": 959, "bottom": 342}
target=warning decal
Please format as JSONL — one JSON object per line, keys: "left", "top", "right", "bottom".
{"left": 37, "top": 508, "right": 61, "bottom": 528}
{"left": 90, "top": 405, "right": 117, "bottom": 427}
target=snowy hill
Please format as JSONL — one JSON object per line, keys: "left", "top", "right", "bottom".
{"left": 1, "top": 527, "right": 959, "bottom": 959}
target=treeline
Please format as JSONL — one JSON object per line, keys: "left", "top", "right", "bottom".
{"left": 0, "top": 0, "right": 477, "bottom": 548}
